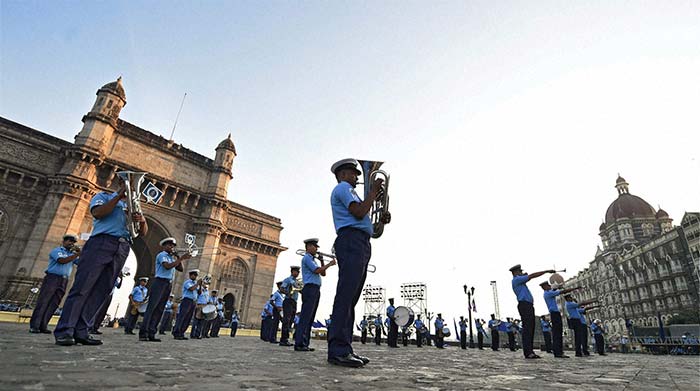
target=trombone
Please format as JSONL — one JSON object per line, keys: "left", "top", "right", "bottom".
{"left": 173, "top": 246, "right": 222, "bottom": 257}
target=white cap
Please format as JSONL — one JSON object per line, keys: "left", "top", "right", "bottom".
{"left": 159, "top": 237, "right": 177, "bottom": 246}
{"left": 139, "top": 277, "right": 149, "bottom": 282}
{"left": 330, "top": 158, "right": 361, "bottom": 175}
{"left": 188, "top": 269, "right": 200, "bottom": 275}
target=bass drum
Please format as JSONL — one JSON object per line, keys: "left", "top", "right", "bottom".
{"left": 202, "top": 304, "right": 218, "bottom": 321}
{"left": 442, "top": 327, "right": 451, "bottom": 337}
{"left": 393, "top": 306, "right": 415, "bottom": 328}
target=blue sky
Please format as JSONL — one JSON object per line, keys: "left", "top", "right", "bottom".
{"left": 2, "top": 1, "right": 699, "bottom": 329}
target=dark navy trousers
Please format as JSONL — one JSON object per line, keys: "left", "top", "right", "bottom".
{"left": 30, "top": 273, "right": 68, "bottom": 331}
{"left": 295, "top": 283, "right": 320, "bottom": 348}
{"left": 280, "top": 298, "right": 296, "bottom": 344}
{"left": 550, "top": 311, "right": 564, "bottom": 356}
{"left": 140, "top": 277, "right": 171, "bottom": 338}
{"left": 518, "top": 301, "right": 536, "bottom": 357}
{"left": 229, "top": 321, "right": 238, "bottom": 337}
{"left": 327, "top": 228, "right": 371, "bottom": 358}
{"left": 159, "top": 311, "right": 173, "bottom": 333}
{"left": 173, "top": 298, "right": 195, "bottom": 338}
{"left": 54, "top": 235, "right": 129, "bottom": 339}
{"left": 268, "top": 307, "right": 280, "bottom": 342}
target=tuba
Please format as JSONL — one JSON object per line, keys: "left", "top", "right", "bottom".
{"left": 358, "top": 160, "right": 390, "bottom": 238}
{"left": 117, "top": 171, "right": 147, "bottom": 239}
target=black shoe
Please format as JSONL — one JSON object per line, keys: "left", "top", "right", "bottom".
{"left": 279, "top": 342, "right": 293, "bottom": 346}
{"left": 125, "top": 331, "right": 135, "bottom": 335}
{"left": 583, "top": 352, "right": 590, "bottom": 356}
{"left": 55, "top": 336, "right": 75, "bottom": 346}
{"left": 74, "top": 336, "right": 103, "bottom": 345}
{"left": 29, "top": 328, "right": 41, "bottom": 334}
{"left": 139, "top": 337, "right": 149, "bottom": 342}
{"left": 525, "top": 353, "right": 541, "bottom": 359}
{"left": 575, "top": 353, "right": 583, "bottom": 357}
{"left": 294, "top": 346, "right": 312, "bottom": 351}
{"left": 148, "top": 337, "right": 161, "bottom": 342}
{"left": 328, "top": 354, "right": 364, "bottom": 368}
{"left": 89, "top": 330, "right": 103, "bottom": 335}
{"left": 158, "top": 331, "right": 166, "bottom": 335}
{"left": 174, "top": 336, "right": 188, "bottom": 340}
{"left": 351, "top": 353, "right": 370, "bottom": 364}
{"left": 40, "top": 329, "right": 52, "bottom": 334}
{"left": 555, "top": 354, "right": 570, "bottom": 358}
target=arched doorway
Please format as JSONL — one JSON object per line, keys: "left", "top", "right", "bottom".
{"left": 223, "top": 292, "right": 236, "bottom": 320}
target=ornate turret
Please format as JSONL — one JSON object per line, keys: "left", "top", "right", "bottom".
{"left": 74, "top": 77, "right": 127, "bottom": 154}
{"left": 207, "top": 133, "right": 236, "bottom": 198}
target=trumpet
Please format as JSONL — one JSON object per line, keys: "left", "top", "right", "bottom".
{"left": 294, "top": 249, "right": 376, "bottom": 273}
{"left": 358, "top": 160, "right": 390, "bottom": 239}
{"left": 69, "top": 244, "right": 82, "bottom": 254}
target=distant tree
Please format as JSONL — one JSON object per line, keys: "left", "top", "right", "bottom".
{"left": 667, "top": 310, "right": 700, "bottom": 325}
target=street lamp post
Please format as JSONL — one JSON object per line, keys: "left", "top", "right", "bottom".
{"left": 463, "top": 285, "right": 475, "bottom": 348}
{"left": 424, "top": 309, "right": 433, "bottom": 346}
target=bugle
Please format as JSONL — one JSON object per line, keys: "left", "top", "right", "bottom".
{"left": 358, "top": 160, "right": 390, "bottom": 238}
{"left": 173, "top": 246, "right": 221, "bottom": 257}
{"left": 295, "top": 249, "right": 336, "bottom": 262}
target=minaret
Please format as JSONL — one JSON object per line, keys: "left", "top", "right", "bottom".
{"left": 74, "top": 77, "right": 127, "bottom": 155}
{"left": 207, "top": 133, "right": 236, "bottom": 198}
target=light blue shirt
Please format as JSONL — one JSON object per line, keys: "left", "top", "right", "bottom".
{"left": 45, "top": 246, "right": 78, "bottom": 278}
{"left": 578, "top": 308, "right": 587, "bottom": 325}
{"left": 263, "top": 302, "right": 273, "bottom": 317}
{"left": 488, "top": 319, "right": 500, "bottom": 330}
{"left": 384, "top": 318, "right": 389, "bottom": 327}
{"left": 231, "top": 314, "right": 239, "bottom": 324}
{"left": 459, "top": 320, "right": 468, "bottom": 331}
{"left": 155, "top": 251, "right": 177, "bottom": 280}
{"left": 208, "top": 295, "right": 219, "bottom": 305}
{"left": 543, "top": 289, "right": 561, "bottom": 313}
{"left": 566, "top": 301, "right": 581, "bottom": 319}
{"left": 164, "top": 300, "right": 173, "bottom": 312}
{"left": 131, "top": 285, "right": 147, "bottom": 302}
{"left": 435, "top": 318, "right": 444, "bottom": 329}
{"left": 272, "top": 291, "right": 284, "bottom": 307}
{"left": 294, "top": 315, "right": 299, "bottom": 325}
{"left": 386, "top": 305, "right": 395, "bottom": 318}
{"left": 182, "top": 279, "right": 198, "bottom": 300}
{"left": 541, "top": 319, "right": 551, "bottom": 332}
{"left": 512, "top": 274, "right": 533, "bottom": 303}
{"left": 414, "top": 319, "right": 424, "bottom": 329}
{"left": 301, "top": 253, "right": 322, "bottom": 286}
{"left": 89, "top": 192, "right": 129, "bottom": 239}
{"left": 197, "top": 288, "right": 209, "bottom": 305}
{"left": 591, "top": 323, "right": 603, "bottom": 335}
{"left": 281, "top": 275, "right": 299, "bottom": 301}
{"left": 475, "top": 321, "right": 486, "bottom": 334}
{"left": 374, "top": 317, "right": 382, "bottom": 327}
{"left": 360, "top": 319, "right": 368, "bottom": 330}
{"left": 260, "top": 309, "right": 267, "bottom": 319}
{"left": 330, "top": 181, "right": 373, "bottom": 235}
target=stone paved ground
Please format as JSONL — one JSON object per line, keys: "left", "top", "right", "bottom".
{"left": 1, "top": 323, "right": 698, "bottom": 391}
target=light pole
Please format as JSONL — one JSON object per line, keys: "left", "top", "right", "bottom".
{"left": 463, "top": 285, "right": 475, "bottom": 348}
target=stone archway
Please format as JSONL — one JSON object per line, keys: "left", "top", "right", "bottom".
{"left": 130, "top": 217, "right": 171, "bottom": 283}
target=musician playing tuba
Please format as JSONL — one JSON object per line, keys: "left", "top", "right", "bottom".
{"left": 326, "top": 159, "right": 391, "bottom": 368}
{"left": 54, "top": 174, "right": 149, "bottom": 346}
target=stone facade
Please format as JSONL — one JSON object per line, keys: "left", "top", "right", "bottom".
{"left": 0, "top": 78, "right": 286, "bottom": 325}
{"left": 565, "top": 176, "right": 699, "bottom": 336}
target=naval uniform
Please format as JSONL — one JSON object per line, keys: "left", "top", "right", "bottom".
{"left": 294, "top": 252, "right": 322, "bottom": 349}
{"left": 541, "top": 318, "right": 552, "bottom": 353}
{"left": 30, "top": 246, "right": 79, "bottom": 333}
{"left": 434, "top": 318, "right": 445, "bottom": 348}
{"left": 591, "top": 322, "right": 605, "bottom": 355}
{"left": 140, "top": 251, "right": 177, "bottom": 340}
{"left": 359, "top": 319, "right": 368, "bottom": 344}
{"left": 125, "top": 284, "right": 148, "bottom": 334}
{"left": 475, "top": 320, "right": 486, "bottom": 349}
{"left": 578, "top": 308, "right": 590, "bottom": 355}
{"left": 159, "top": 299, "right": 174, "bottom": 334}
{"left": 269, "top": 290, "right": 283, "bottom": 343}
{"left": 172, "top": 278, "right": 198, "bottom": 339}
{"left": 512, "top": 274, "right": 536, "bottom": 357}
{"left": 459, "top": 319, "right": 468, "bottom": 349}
{"left": 566, "top": 301, "right": 585, "bottom": 356}
{"left": 386, "top": 305, "right": 398, "bottom": 347}
{"left": 506, "top": 321, "right": 516, "bottom": 351}
{"left": 488, "top": 319, "right": 500, "bottom": 351}
{"left": 191, "top": 288, "right": 209, "bottom": 338}
{"left": 374, "top": 317, "right": 383, "bottom": 345}
{"left": 229, "top": 312, "right": 240, "bottom": 337}
{"left": 54, "top": 191, "right": 131, "bottom": 342}
{"left": 280, "top": 275, "right": 299, "bottom": 345}
{"left": 543, "top": 288, "right": 565, "bottom": 356}
{"left": 414, "top": 319, "right": 424, "bottom": 347}
{"left": 327, "top": 180, "right": 373, "bottom": 360}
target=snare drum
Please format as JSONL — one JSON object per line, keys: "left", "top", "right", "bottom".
{"left": 393, "top": 306, "right": 415, "bottom": 328}
{"left": 442, "top": 327, "right": 451, "bottom": 338}
{"left": 202, "top": 304, "right": 217, "bottom": 321}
